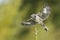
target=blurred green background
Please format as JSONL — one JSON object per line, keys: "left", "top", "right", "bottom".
{"left": 0, "top": 0, "right": 60, "bottom": 40}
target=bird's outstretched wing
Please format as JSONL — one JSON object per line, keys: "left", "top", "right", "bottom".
{"left": 37, "top": 5, "right": 51, "bottom": 21}
{"left": 21, "top": 19, "right": 36, "bottom": 26}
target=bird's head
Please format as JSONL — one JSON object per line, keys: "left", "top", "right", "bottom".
{"left": 31, "top": 14, "right": 36, "bottom": 19}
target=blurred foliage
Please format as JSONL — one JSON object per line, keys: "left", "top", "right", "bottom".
{"left": 0, "top": 0, "right": 60, "bottom": 40}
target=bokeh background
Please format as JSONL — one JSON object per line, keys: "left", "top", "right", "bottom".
{"left": 0, "top": 0, "right": 60, "bottom": 40}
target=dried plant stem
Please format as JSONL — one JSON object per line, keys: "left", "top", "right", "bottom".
{"left": 35, "top": 27, "right": 38, "bottom": 40}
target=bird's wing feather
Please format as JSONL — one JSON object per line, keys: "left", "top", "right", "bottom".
{"left": 37, "top": 5, "right": 51, "bottom": 21}
{"left": 21, "top": 21, "right": 36, "bottom": 26}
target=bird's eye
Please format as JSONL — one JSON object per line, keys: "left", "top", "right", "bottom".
{"left": 34, "top": 15, "right": 36, "bottom": 18}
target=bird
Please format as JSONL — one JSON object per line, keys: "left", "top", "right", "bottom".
{"left": 21, "top": 5, "right": 51, "bottom": 31}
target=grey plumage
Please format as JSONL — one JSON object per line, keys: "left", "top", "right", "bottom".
{"left": 37, "top": 5, "right": 51, "bottom": 21}
{"left": 22, "top": 5, "right": 51, "bottom": 31}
